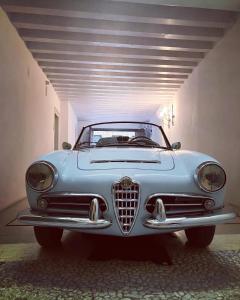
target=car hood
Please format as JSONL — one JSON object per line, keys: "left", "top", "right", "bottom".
{"left": 77, "top": 147, "right": 175, "bottom": 170}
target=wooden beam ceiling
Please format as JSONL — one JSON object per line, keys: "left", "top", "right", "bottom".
{"left": 0, "top": 0, "right": 238, "bottom": 120}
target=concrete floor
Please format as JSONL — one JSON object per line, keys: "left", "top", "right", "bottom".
{"left": 0, "top": 199, "right": 239, "bottom": 300}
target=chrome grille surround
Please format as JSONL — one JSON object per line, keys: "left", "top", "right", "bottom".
{"left": 145, "top": 193, "right": 215, "bottom": 218}
{"left": 112, "top": 177, "right": 140, "bottom": 235}
{"left": 37, "top": 193, "right": 108, "bottom": 217}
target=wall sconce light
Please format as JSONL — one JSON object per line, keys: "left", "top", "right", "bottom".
{"left": 159, "top": 104, "right": 175, "bottom": 129}
{"left": 167, "top": 116, "right": 171, "bottom": 129}
{"left": 171, "top": 104, "right": 175, "bottom": 126}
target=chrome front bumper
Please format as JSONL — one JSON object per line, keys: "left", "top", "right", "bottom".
{"left": 17, "top": 209, "right": 236, "bottom": 232}
{"left": 17, "top": 209, "right": 111, "bottom": 229}
{"left": 144, "top": 211, "right": 236, "bottom": 229}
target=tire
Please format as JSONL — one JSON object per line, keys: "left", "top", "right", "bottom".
{"left": 185, "top": 225, "right": 216, "bottom": 248}
{"left": 34, "top": 226, "right": 63, "bottom": 248}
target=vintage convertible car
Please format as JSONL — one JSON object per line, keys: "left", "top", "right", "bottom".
{"left": 17, "top": 121, "right": 236, "bottom": 248}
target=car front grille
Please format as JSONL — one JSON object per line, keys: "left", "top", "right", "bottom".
{"left": 113, "top": 181, "right": 140, "bottom": 234}
{"left": 38, "top": 194, "right": 107, "bottom": 217}
{"left": 146, "top": 194, "right": 210, "bottom": 217}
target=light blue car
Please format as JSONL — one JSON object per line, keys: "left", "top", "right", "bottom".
{"left": 17, "top": 122, "right": 236, "bottom": 248}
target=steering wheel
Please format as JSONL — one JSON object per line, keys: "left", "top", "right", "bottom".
{"left": 129, "top": 136, "right": 160, "bottom": 147}
{"left": 129, "top": 136, "right": 153, "bottom": 143}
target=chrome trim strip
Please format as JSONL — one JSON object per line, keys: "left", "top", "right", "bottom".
{"left": 194, "top": 161, "right": 226, "bottom": 193}
{"left": 148, "top": 193, "right": 214, "bottom": 200}
{"left": 144, "top": 211, "right": 236, "bottom": 229}
{"left": 17, "top": 209, "right": 111, "bottom": 229}
{"left": 42, "top": 192, "right": 105, "bottom": 199}
{"left": 163, "top": 203, "right": 203, "bottom": 207}
{"left": 144, "top": 193, "right": 214, "bottom": 209}
{"left": 91, "top": 160, "right": 161, "bottom": 164}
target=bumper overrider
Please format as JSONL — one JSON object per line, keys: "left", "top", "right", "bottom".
{"left": 17, "top": 197, "right": 236, "bottom": 231}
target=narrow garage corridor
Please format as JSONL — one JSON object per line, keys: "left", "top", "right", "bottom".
{"left": 0, "top": 1, "right": 240, "bottom": 299}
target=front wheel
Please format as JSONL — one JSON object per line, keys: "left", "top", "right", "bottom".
{"left": 185, "top": 225, "right": 215, "bottom": 248}
{"left": 34, "top": 226, "right": 63, "bottom": 248}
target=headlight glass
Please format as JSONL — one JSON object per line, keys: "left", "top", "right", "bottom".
{"left": 196, "top": 162, "right": 226, "bottom": 192}
{"left": 26, "top": 162, "right": 57, "bottom": 192}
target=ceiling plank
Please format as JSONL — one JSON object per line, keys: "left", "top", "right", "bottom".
{"left": 26, "top": 42, "right": 205, "bottom": 61}
{"left": 47, "top": 75, "right": 183, "bottom": 84}
{"left": 39, "top": 61, "right": 193, "bottom": 74}
{"left": 55, "top": 86, "right": 177, "bottom": 93}
{"left": 19, "top": 29, "right": 213, "bottom": 51}
{"left": 51, "top": 81, "right": 180, "bottom": 88}
{"left": 53, "top": 83, "right": 178, "bottom": 91}
{"left": 44, "top": 69, "right": 188, "bottom": 79}
{"left": 48, "top": 75, "right": 185, "bottom": 82}
{"left": 10, "top": 13, "right": 224, "bottom": 41}
{"left": 34, "top": 53, "right": 197, "bottom": 67}
{"left": 1, "top": 0, "right": 237, "bottom": 27}
{"left": 60, "top": 94, "right": 174, "bottom": 99}
{"left": 57, "top": 92, "right": 175, "bottom": 97}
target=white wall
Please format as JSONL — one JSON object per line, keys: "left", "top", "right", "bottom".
{"left": 159, "top": 18, "right": 240, "bottom": 213}
{"left": 0, "top": 9, "right": 61, "bottom": 210}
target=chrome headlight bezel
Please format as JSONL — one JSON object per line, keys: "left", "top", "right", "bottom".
{"left": 26, "top": 161, "right": 58, "bottom": 192}
{"left": 194, "top": 161, "right": 226, "bottom": 193}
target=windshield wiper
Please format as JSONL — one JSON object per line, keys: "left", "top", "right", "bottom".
{"left": 96, "top": 143, "right": 167, "bottom": 149}
{"left": 96, "top": 143, "right": 126, "bottom": 147}
{"left": 76, "top": 142, "right": 169, "bottom": 150}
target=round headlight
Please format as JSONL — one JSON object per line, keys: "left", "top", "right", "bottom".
{"left": 195, "top": 162, "right": 226, "bottom": 192}
{"left": 26, "top": 161, "right": 57, "bottom": 192}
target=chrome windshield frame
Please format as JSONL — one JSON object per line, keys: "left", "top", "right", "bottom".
{"left": 73, "top": 121, "right": 172, "bottom": 150}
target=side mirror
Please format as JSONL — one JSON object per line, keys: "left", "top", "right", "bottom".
{"left": 62, "top": 142, "right": 72, "bottom": 150}
{"left": 172, "top": 142, "right": 181, "bottom": 150}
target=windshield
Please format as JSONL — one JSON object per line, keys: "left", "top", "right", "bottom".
{"left": 74, "top": 122, "right": 171, "bottom": 149}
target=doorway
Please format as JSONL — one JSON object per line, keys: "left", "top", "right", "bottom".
{"left": 54, "top": 113, "right": 59, "bottom": 150}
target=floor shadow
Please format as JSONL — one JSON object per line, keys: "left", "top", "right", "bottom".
{"left": 86, "top": 233, "right": 173, "bottom": 265}
{"left": 36, "top": 232, "right": 174, "bottom": 265}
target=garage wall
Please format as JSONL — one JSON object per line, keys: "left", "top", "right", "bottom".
{"left": 0, "top": 9, "right": 61, "bottom": 211}
{"left": 161, "top": 18, "right": 240, "bottom": 213}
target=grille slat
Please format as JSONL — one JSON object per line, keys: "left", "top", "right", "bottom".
{"left": 118, "top": 207, "right": 136, "bottom": 210}
{"left": 45, "top": 208, "right": 89, "bottom": 216}
{"left": 113, "top": 181, "right": 139, "bottom": 234}
{"left": 115, "top": 190, "right": 138, "bottom": 194}
{"left": 164, "top": 203, "right": 203, "bottom": 207}
{"left": 49, "top": 202, "right": 90, "bottom": 207}
{"left": 165, "top": 208, "right": 206, "bottom": 215}
{"left": 116, "top": 199, "right": 137, "bottom": 202}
